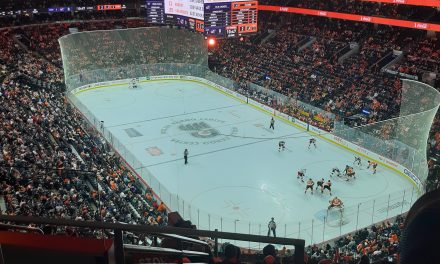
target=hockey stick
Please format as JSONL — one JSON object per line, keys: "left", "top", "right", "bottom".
{"left": 283, "top": 146, "right": 293, "bottom": 152}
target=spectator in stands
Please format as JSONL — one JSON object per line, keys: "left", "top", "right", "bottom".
{"left": 262, "top": 244, "right": 277, "bottom": 264}
{"left": 222, "top": 244, "right": 241, "bottom": 264}
{"left": 358, "top": 255, "right": 370, "bottom": 264}
{"left": 0, "top": 20, "right": 169, "bottom": 237}
{"left": 399, "top": 188, "right": 440, "bottom": 264}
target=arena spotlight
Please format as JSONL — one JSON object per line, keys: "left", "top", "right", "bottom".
{"left": 207, "top": 37, "right": 217, "bottom": 47}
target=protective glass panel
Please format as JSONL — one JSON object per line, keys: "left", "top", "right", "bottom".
{"left": 334, "top": 79, "right": 440, "bottom": 186}
{"left": 59, "top": 27, "right": 208, "bottom": 90}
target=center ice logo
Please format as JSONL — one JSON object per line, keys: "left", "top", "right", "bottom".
{"left": 161, "top": 118, "right": 238, "bottom": 145}
{"left": 178, "top": 121, "right": 220, "bottom": 139}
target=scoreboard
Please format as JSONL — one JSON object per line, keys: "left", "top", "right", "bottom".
{"left": 204, "top": 1, "right": 258, "bottom": 37}
{"left": 145, "top": 0, "right": 258, "bottom": 38}
{"left": 146, "top": 0, "right": 165, "bottom": 24}
{"left": 146, "top": 0, "right": 204, "bottom": 32}
{"left": 164, "top": 0, "right": 204, "bottom": 20}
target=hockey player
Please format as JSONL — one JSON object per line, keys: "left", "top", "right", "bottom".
{"left": 308, "top": 138, "right": 317, "bottom": 149}
{"left": 367, "top": 161, "right": 378, "bottom": 174}
{"left": 330, "top": 167, "right": 341, "bottom": 178}
{"left": 344, "top": 165, "right": 356, "bottom": 180}
{"left": 354, "top": 155, "right": 362, "bottom": 166}
{"left": 278, "top": 141, "right": 286, "bottom": 151}
{"left": 322, "top": 180, "right": 332, "bottom": 195}
{"left": 305, "top": 178, "right": 314, "bottom": 194}
{"left": 316, "top": 178, "right": 324, "bottom": 190}
{"left": 343, "top": 165, "right": 350, "bottom": 175}
{"left": 130, "top": 78, "right": 138, "bottom": 89}
{"left": 269, "top": 117, "right": 275, "bottom": 130}
{"left": 372, "top": 162, "right": 378, "bottom": 174}
{"left": 328, "top": 196, "right": 343, "bottom": 210}
{"left": 297, "top": 169, "right": 305, "bottom": 182}
{"left": 184, "top": 149, "right": 189, "bottom": 165}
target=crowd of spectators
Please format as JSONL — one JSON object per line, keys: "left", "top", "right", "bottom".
{"left": 0, "top": 9, "right": 137, "bottom": 28}
{"left": 306, "top": 215, "right": 404, "bottom": 263}
{"left": 0, "top": 9, "right": 439, "bottom": 263}
{"left": 186, "top": 214, "right": 406, "bottom": 263}
{"left": 1, "top": 0, "right": 438, "bottom": 27}
{"left": 427, "top": 115, "right": 440, "bottom": 192}
{"left": 0, "top": 19, "right": 168, "bottom": 244}
{"left": 210, "top": 14, "right": 440, "bottom": 188}
{"left": 258, "top": 0, "right": 440, "bottom": 24}
{"left": 210, "top": 18, "right": 405, "bottom": 126}
{"left": 389, "top": 36, "right": 439, "bottom": 80}
{"left": 0, "top": 0, "right": 132, "bottom": 10}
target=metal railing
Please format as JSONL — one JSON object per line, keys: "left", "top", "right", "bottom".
{"left": 0, "top": 215, "right": 306, "bottom": 264}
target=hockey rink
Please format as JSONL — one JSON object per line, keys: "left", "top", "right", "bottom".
{"left": 74, "top": 79, "right": 418, "bottom": 246}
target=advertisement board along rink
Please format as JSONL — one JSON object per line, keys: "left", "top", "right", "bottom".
{"left": 74, "top": 78, "right": 417, "bottom": 244}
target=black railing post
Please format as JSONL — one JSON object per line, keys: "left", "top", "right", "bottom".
{"left": 177, "top": 239, "right": 183, "bottom": 264}
{"left": 114, "top": 229, "right": 125, "bottom": 264}
{"left": 214, "top": 229, "right": 218, "bottom": 257}
{"left": 294, "top": 244, "right": 305, "bottom": 264}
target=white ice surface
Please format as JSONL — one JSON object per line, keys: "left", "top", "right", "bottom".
{"left": 75, "top": 80, "right": 416, "bottom": 246}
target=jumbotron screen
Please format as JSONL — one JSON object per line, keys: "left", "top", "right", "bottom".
{"left": 145, "top": 0, "right": 258, "bottom": 38}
